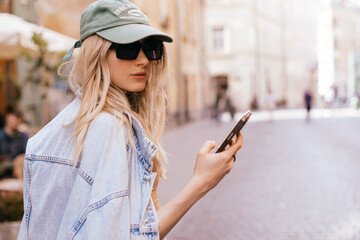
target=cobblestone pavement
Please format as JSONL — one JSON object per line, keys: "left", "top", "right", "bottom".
{"left": 158, "top": 109, "right": 360, "bottom": 240}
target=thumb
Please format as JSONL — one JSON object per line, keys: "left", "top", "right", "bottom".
{"left": 227, "top": 133, "right": 243, "bottom": 155}
{"left": 199, "top": 140, "right": 216, "bottom": 154}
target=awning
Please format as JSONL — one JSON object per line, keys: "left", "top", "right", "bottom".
{"left": 0, "top": 13, "right": 77, "bottom": 59}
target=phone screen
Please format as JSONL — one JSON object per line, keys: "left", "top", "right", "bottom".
{"left": 216, "top": 110, "right": 252, "bottom": 153}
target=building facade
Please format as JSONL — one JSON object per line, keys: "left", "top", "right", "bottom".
{"left": 331, "top": 0, "right": 360, "bottom": 107}
{"left": 5, "top": 0, "right": 359, "bottom": 127}
{"left": 8, "top": 0, "right": 209, "bottom": 125}
{"left": 205, "top": 0, "right": 320, "bottom": 111}
{"left": 0, "top": 0, "right": 16, "bottom": 116}
{"left": 132, "top": 0, "right": 209, "bottom": 123}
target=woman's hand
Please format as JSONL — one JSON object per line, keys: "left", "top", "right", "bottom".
{"left": 192, "top": 133, "right": 243, "bottom": 195}
{"left": 157, "top": 133, "right": 243, "bottom": 239}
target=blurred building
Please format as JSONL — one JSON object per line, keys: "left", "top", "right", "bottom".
{"left": 0, "top": 0, "right": 16, "bottom": 116}
{"left": 317, "top": 0, "right": 360, "bottom": 108}
{"left": 32, "top": 0, "right": 94, "bottom": 39}
{"left": 3, "top": 0, "right": 359, "bottom": 127}
{"left": 205, "top": 0, "right": 320, "bottom": 111}
{"left": 132, "top": 0, "right": 210, "bottom": 124}
{"left": 331, "top": 0, "right": 360, "bottom": 107}
{"left": 317, "top": 0, "right": 335, "bottom": 106}
{"left": 2, "top": 0, "right": 209, "bottom": 125}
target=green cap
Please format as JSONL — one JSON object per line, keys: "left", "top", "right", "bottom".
{"left": 64, "top": 0, "right": 173, "bottom": 61}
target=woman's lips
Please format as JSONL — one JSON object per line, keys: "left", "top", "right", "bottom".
{"left": 131, "top": 72, "right": 147, "bottom": 80}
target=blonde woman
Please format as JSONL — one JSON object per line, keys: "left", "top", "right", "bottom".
{"left": 18, "top": 0, "right": 243, "bottom": 239}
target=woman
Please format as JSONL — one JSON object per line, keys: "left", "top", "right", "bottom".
{"left": 18, "top": 0, "right": 243, "bottom": 239}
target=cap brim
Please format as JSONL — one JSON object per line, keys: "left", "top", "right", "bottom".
{"left": 96, "top": 24, "right": 173, "bottom": 44}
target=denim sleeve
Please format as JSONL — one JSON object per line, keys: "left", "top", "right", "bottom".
{"left": 17, "top": 156, "right": 31, "bottom": 240}
{"left": 70, "top": 113, "right": 132, "bottom": 239}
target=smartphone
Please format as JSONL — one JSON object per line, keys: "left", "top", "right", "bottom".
{"left": 216, "top": 110, "right": 252, "bottom": 153}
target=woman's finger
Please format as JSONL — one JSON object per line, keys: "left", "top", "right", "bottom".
{"left": 227, "top": 133, "right": 243, "bottom": 155}
{"left": 198, "top": 140, "right": 216, "bottom": 154}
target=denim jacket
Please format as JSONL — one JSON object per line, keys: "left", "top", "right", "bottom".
{"left": 18, "top": 97, "right": 160, "bottom": 239}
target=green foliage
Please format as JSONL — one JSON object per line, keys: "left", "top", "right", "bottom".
{"left": 0, "top": 192, "right": 23, "bottom": 222}
{"left": 32, "top": 32, "right": 48, "bottom": 52}
{"left": 21, "top": 32, "right": 63, "bottom": 86}
{"left": 21, "top": 32, "right": 67, "bottom": 126}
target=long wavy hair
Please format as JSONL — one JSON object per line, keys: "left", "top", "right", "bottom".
{"left": 66, "top": 35, "right": 169, "bottom": 177}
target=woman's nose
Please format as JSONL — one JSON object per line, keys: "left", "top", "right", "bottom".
{"left": 136, "top": 48, "right": 149, "bottom": 66}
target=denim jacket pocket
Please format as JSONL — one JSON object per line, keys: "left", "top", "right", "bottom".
{"left": 68, "top": 190, "right": 130, "bottom": 240}
{"left": 130, "top": 199, "right": 159, "bottom": 240}
{"left": 140, "top": 172, "right": 159, "bottom": 239}
{"left": 140, "top": 199, "right": 159, "bottom": 233}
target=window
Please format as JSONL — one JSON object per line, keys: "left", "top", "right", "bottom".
{"left": 211, "top": 26, "right": 231, "bottom": 53}
{"left": 212, "top": 26, "right": 225, "bottom": 52}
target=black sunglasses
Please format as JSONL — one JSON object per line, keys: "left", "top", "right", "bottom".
{"left": 110, "top": 39, "right": 164, "bottom": 61}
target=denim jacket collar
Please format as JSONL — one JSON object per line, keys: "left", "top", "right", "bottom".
{"left": 76, "top": 87, "right": 158, "bottom": 172}
{"left": 130, "top": 116, "right": 158, "bottom": 172}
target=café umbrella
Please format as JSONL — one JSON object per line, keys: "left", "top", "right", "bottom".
{"left": 0, "top": 13, "right": 76, "bottom": 59}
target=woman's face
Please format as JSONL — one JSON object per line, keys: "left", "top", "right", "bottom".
{"left": 107, "top": 46, "right": 150, "bottom": 92}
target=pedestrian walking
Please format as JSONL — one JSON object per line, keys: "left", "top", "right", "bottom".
{"left": 18, "top": 0, "right": 243, "bottom": 239}
{"left": 267, "top": 90, "right": 276, "bottom": 121}
{"left": 304, "top": 90, "right": 312, "bottom": 120}
{"left": 213, "top": 76, "right": 228, "bottom": 122}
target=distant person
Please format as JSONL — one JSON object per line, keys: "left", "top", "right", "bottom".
{"left": 304, "top": 90, "right": 312, "bottom": 120}
{"left": 225, "top": 95, "right": 236, "bottom": 120}
{"left": 213, "top": 76, "right": 228, "bottom": 122}
{"left": 0, "top": 107, "right": 29, "bottom": 178}
{"left": 250, "top": 95, "right": 259, "bottom": 110}
{"left": 18, "top": 0, "right": 244, "bottom": 239}
{"left": 267, "top": 90, "right": 276, "bottom": 120}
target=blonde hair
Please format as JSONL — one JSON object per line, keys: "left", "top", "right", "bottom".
{"left": 67, "top": 35, "right": 169, "bottom": 177}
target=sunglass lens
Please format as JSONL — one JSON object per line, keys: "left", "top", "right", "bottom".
{"left": 115, "top": 42, "right": 141, "bottom": 60}
{"left": 112, "top": 40, "right": 163, "bottom": 61}
{"left": 143, "top": 40, "right": 163, "bottom": 60}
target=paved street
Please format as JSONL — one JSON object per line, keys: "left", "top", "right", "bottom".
{"left": 158, "top": 108, "right": 360, "bottom": 240}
